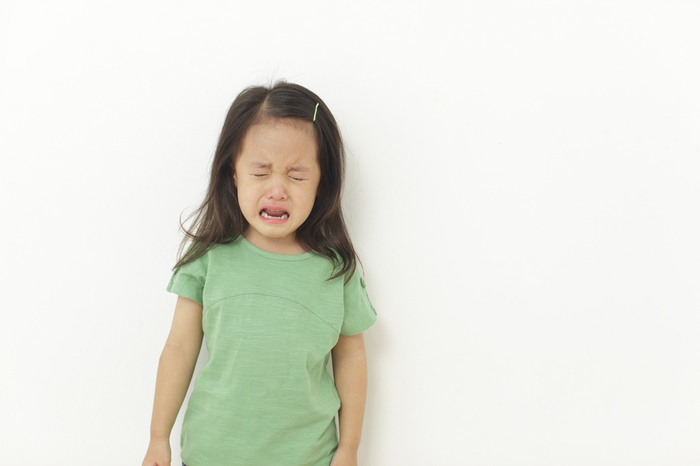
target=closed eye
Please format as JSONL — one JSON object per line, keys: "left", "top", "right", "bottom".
{"left": 252, "top": 174, "right": 306, "bottom": 181}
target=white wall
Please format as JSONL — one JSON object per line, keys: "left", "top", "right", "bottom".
{"left": 1, "top": 1, "right": 698, "bottom": 465}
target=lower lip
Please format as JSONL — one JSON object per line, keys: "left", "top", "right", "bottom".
{"left": 259, "top": 212, "right": 289, "bottom": 224}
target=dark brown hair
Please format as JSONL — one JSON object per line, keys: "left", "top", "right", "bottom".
{"left": 172, "top": 80, "right": 360, "bottom": 283}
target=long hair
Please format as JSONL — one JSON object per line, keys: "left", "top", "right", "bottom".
{"left": 172, "top": 80, "right": 359, "bottom": 283}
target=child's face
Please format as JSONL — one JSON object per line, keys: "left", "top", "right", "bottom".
{"left": 233, "top": 118, "right": 321, "bottom": 254}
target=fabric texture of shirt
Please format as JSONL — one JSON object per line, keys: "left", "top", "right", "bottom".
{"left": 165, "top": 234, "right": 377, "bottom": 466}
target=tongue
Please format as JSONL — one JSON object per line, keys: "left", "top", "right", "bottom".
{"left": 263, "top": 209, "right": 286, "bottom": 217}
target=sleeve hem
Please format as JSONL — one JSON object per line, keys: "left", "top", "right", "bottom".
{"left": 340, "top": 312, "right": 377, "bottom": 336}
{"left": 165, "top": 272, "right": 204, "bottom": 305}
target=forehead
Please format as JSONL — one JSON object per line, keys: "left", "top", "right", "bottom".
{"left": 236, "top": 118, "right": 319, "bottom": 169}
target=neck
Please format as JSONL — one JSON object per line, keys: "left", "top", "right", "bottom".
{"left": 242, "top": 229, "right": 308, "bottom": 255}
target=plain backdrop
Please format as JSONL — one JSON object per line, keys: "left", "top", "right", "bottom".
{"left": 1, "top": 1, "right": 699, "bottom": 465}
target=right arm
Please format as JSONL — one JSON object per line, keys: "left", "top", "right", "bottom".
{"left": 142, "top": 296, "right": 204, "bottom": 466}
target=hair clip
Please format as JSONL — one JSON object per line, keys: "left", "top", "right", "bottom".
{"left": 313, "top": 103, "right": 319, "bottom": 122}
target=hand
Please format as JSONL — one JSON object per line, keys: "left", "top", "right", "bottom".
{"left": 330, "top": 445, "right": 358, "bottom": 466}
{"left": 142, "top": 438, "right": 172, "bottom": 466}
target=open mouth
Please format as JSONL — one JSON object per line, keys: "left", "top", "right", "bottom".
{"left": 260, "top": 208, "right": 289, "bottom": 220}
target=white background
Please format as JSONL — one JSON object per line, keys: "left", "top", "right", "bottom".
{"left": 1, "top": 1, "right": 699, "bottom": 465}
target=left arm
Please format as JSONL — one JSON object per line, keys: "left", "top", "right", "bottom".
{"left": 331, "top": 332, "right": 368, "bottom": 462}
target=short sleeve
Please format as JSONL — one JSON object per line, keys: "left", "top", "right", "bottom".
{"left": 165, "top": 249, "right": 209, "bottom": 305}
{"left": 340, "top": 268, "right": 378, "bottom": 336}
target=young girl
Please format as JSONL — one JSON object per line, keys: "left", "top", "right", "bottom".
{"left": 142, "top": 81, "right": 377, "bottom": 466}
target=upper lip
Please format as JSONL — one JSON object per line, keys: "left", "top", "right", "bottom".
{"left": 260, "top": 205, "right": 290, "bottom": 214}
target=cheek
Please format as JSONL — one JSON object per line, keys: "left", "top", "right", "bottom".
{"left": 302, "top": 191, "right": 319, "bottom": 210}
{"left": 236, "top": 186, "right": 256, "bottom": 211}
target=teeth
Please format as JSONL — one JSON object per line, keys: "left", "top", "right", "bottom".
{"left": 261, "top": 210, "right": 289, "bottom": 219}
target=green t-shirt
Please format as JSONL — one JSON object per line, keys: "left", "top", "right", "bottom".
{"left": 165, "top": 234, "right": 377, "bottom": 466}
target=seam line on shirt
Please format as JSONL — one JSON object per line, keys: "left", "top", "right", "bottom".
{"left": 203, "top": 292, "right": 340, "bottom": 334}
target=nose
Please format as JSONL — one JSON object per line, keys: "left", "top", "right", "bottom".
{"left": 265, "top": 174, "right": 288, "bottom": 200}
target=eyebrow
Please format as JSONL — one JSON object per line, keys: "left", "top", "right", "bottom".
{"left": 250, "top": 162, "right": 309, "bottom": 172}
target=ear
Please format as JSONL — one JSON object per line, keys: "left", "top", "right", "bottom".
{"left": 233, "top": 172, "right": 237, "bottom": 188}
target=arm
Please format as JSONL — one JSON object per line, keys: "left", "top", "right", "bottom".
{"left": 142, "top": 296, "right": 204, "bottom": 466}
{"left": 331, "top": 332, "right": 369, "bottom": 453}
